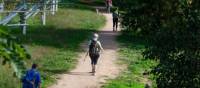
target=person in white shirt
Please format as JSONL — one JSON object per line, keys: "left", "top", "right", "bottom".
{"left": 85, "top": 33, "right": 103, "bottom": 75}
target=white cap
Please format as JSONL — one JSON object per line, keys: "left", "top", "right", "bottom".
{"left": 92, "top": 33, "right": 99, "bottom": 41}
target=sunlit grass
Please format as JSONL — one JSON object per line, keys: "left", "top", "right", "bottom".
{"left": 0, "top": 3, "right": 105, "bottom": 88}
{"left": 0, "top": 64, "right": 21, "bottom": 88}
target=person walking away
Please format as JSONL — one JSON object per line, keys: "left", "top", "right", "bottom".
{"left": 112, "top": 9, "right": 119, "bottom": 31}
{"left": 105, "top": 0, "right": 112, "bottom": 13}
{"left": 22, "top": 64, "right": 41, "bottom": 88}
{"left": 85, "top": 33, "right": 104, "bottom": 75}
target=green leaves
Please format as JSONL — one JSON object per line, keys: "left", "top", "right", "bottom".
{"left": 115, "top": 0, "right": 200, "bottom": 88}
{"left": 0, "top": 26, "right": 31, "bottom": 79}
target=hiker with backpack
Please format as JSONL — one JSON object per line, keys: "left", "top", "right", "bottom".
{"left": 85, "top": 33, "right": 104, "bottom": 74}
{"left": 112, "top": 8, "right": 119, "bottom": 31}
{"left": 22, "top": 64, "right": 41, "bottom": 88}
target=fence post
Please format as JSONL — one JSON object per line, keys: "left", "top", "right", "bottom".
{"left": 96, "top": 8, "right": 99, "bottom": 14}
{"left": 51, "top": 0, "right": 55, "bottom": 15}
{"left": 21, "top": 0, "right": 27, "bottom": 35}
{"left": 55, "top": 0, "right": 58, "bottom": 11}
{"left": 0, "top": 3, "right": 4, "bottom": 20}
{"left": 42, "top": 1, "right": 46, "bottom": 25}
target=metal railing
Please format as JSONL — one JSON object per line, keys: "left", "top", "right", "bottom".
{"left": 0, "top": 0, "right": 59, "bottom": 35}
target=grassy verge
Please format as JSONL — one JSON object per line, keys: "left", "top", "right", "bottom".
{"left": 0, "top": 64, "right": 21, "bottom": 88}
{"left": 0, "top": 3, "right": 105, "bottom": 88}
{"left": 103, "top": 31, "right": 158, "bottom": 88}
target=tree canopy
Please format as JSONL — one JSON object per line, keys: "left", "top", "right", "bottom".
{"left": 114, "top": 0, "right": 200, "bottom": 87}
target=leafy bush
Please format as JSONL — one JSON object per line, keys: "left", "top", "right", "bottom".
{"left": 0, "top": 26, "right": 30, "bottom": 79}
{"left": 114, "top": 0, "right": 200, "bottom": 88}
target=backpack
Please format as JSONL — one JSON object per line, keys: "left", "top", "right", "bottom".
{"left": 22, "top": 69, "right": 37, "bottom": 87}
{"left": 89, "top": 40, "right": 100, "bottom": 55}
{"left": 113, "top": 12, "right": 118, "bottom": 18}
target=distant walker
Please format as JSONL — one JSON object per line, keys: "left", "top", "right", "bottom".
{"left": 112, "top": 8, "right": 119, "bottom": 32}
{"left": 105, "top": 0, "right": 112, "bottom": 13}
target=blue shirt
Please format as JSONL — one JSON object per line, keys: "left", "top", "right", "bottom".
{"left": 24, "top": 69, "right": 41, "bottom": 88}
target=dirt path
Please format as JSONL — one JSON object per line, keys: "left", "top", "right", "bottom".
{"left": 48, "top": 13, "right": 121, "bottom": 88}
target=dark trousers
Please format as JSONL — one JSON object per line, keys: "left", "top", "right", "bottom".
{"left": 89, "top": 54, "right": 100, "bottom": 65}
{"left": 22, "top": 81, "right": 38, "bottom": 88}
{"left": 22, "top": 81, "right": 34, "bottom": 88}
{"left": 113, "top": 18, "right": 118, "bottom": 31}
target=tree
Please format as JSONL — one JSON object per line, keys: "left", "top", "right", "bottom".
{"left": 114, "top": 0, "right": 200, "bottom": 87}
{"left": 0, "top": 26, "right": 31, "bottom": 79}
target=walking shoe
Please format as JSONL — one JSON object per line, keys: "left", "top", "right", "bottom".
{"left": 92, "top": 72, "right": 95, "bottom": 76}
{"left": 92, "top": 68, "right": 95, "bottom": 73}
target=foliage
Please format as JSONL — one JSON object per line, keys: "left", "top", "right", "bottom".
{"left": 114, "top": 0, "right": 200, "bottom": 88}
{"left": 0, "top": 26, "right": 30, "bottom": 79}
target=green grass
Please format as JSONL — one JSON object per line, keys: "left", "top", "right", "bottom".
{"left": 0, "top": 3, "right": 105, "bottom": 88}
{"left": 103, "top": 31, "right": 158, "bottom": 88}
{"left": 0, "top": 64, "right": 22, "bottom": 88}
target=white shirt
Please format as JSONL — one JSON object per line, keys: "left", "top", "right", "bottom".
{"left": 88, "top": 40, "right": 103, "bottom": 51}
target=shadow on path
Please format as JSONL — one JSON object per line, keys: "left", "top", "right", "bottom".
{"left": 67, "top": 72, "right": 93, "bottom": 76}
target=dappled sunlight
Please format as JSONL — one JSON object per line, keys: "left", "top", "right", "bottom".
{"left": 68, "top": 72, "right": 93, "bottom": 76}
